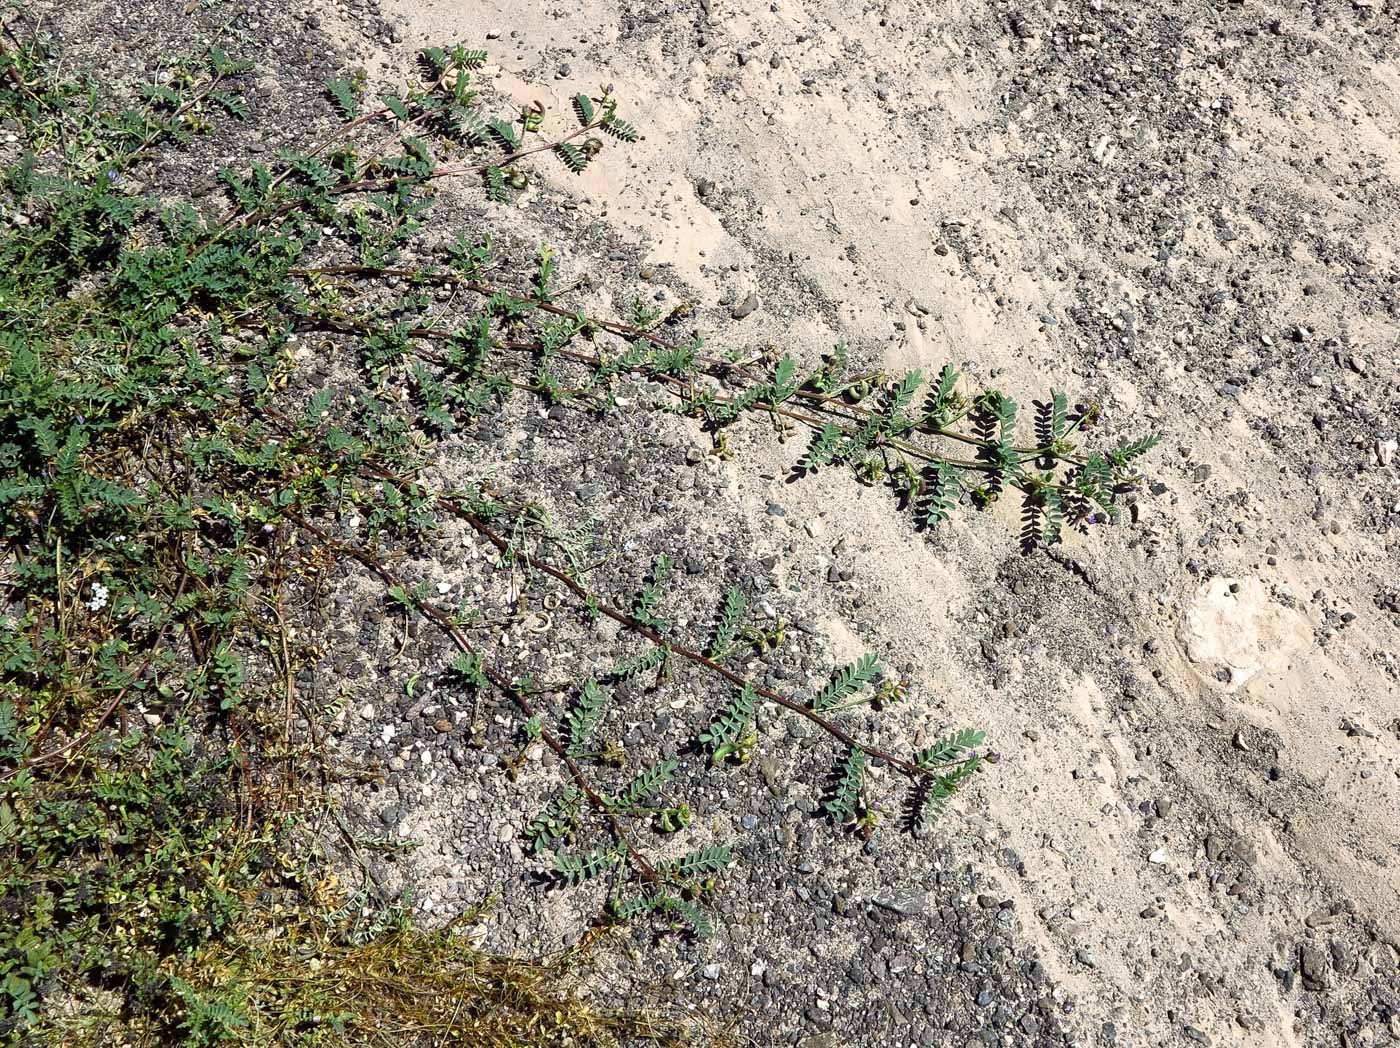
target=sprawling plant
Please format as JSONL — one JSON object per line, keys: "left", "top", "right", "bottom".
{"left": 0, "top": 11, "right": 1155, "bottom": 1041}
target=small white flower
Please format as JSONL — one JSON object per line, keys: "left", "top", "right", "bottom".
{"left": 86, "top": 583, "right": 109, "bottom": 612}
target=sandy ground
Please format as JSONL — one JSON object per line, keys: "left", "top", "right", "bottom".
{"left": 309, "top": 0, "right": 1400, "bottom": 1042}
{"left": 31, "top": 0, "right": 1398, "bottom": 1042}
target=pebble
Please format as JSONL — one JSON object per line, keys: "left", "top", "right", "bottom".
{"left": 1299, "top": 942, "right": 1329, "bottom": 990}
{"left": 868, "top": 887, "right": 928, "bottom": 917}
{"left": 731, "top": 293, "right": 761, "bottom": 319}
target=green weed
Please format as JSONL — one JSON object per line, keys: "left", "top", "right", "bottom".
{"left": 0, "top": 7, "right": 1155, "bottom": 1041}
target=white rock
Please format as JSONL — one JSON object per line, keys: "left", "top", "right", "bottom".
{"left": 1178, "top": 577, "right": 1310, "bottom": 692}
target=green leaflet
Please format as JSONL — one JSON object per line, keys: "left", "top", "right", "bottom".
{"left": 706, "top": 586, "right": 748, "bottom": 659}
{"left": 564, "top": 678, "right": 610, "bottom": 755}
{"left": 326, "top": 78, "right": 357, "bottom": 119}
{"left": 601, "top": 114, "right": 639, "bottom": 142}
{"left": 824, "top": 745, "right": 867, "bottom": 822}
{"left": 798, "top": 423, "right": 842, "bottom": 472}
{"left": 914, "top": 728, "right": 984, "bottom": 769}
{"left": 769, "top": 354, "right": 799, "bottom": 404}
{"left": 524, "top": 787, "right": 582, "bottom": 852}
{"left": 487, "top": 117, "right": 519, "bottom": 150}
{"left": 555, "top": 142, "right": 589, "bottom": 173}
{"left": 553, "top": 844, "right": 623, "bottom": 885}
{"left": 659, "top": 845, "right": 731, "bottom": 880}
{"left": 811, "top": 653, "right": 880, "bottom": 711}
{"left": 612, "top": 758, "right": 678, "bottom": 811}
{"left": 917, "top": 757, "right": 982, "bottom": 831}
{"left": 921, "top": 460, "right": 956, "bottom": 527}
{"left": 1110, "top": 433, "right": 1161, "bottom": 467}
{"left": 698, "top": 685, "right": 756, "bottom": 764}
{"left": 883, "top": 369, "right": 923, "bottom": 433}
{"left": 605, "top": 646, "right": 667, "bottom": 681}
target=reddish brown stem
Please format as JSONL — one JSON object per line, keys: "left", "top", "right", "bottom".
{"left": 282, "top": 510, "right": 659, "bottom": 884}
{"left": 450, "top": 506, "right": 936, "bottom": 781}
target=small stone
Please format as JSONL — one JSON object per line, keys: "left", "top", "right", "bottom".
{"left": 731, "top": 293, "right": 760, "bottom": 319}
{"left": 869, "top": 887, "right": 928, "bottom": 917}
{"left": 433, "top": 718, "right": 453, "bottom": 733}
{"left": 1341, "top": 717, "right": 1376, "bottom": 739}
{"left": 1299, "top": 942, "right": 1329, "bottom": 990}
{"left": 1304, "top": 908, "right": 1338, "bottom": 929}
{"left": 1149, "top": 848, "right": 1168, "bottom": 864}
